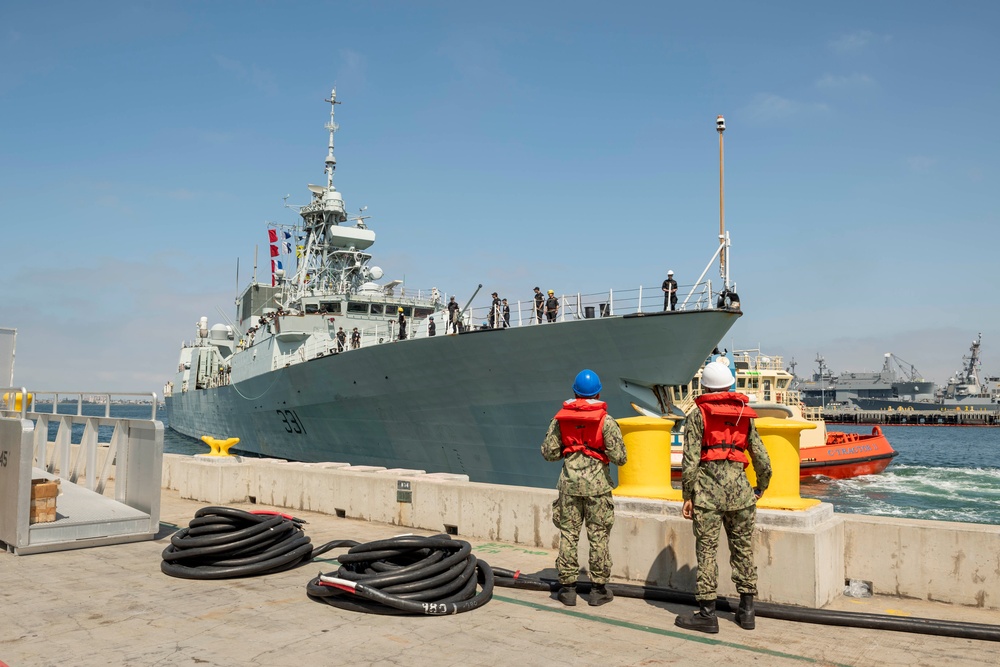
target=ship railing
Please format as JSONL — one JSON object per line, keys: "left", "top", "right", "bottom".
{"left": 261, "top": 279, "right": 723, "bottom": 365}
{"left": 459, "top": 280, "right": 720, "bottom": 329}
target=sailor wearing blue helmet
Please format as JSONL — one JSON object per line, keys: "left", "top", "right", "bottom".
{"left": 541, "top": 369, "right": 627, "bottom": 608}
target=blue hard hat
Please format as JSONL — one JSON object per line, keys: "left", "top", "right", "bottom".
{"left": 572, "top": 369, "right": 602, "bottom": 397}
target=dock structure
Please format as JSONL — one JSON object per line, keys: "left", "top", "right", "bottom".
{"left": 0, "top": 484, "right": 997, "bottom": 667}
{"left": 824, "top": 407, "right": 1000, "bottom": 426}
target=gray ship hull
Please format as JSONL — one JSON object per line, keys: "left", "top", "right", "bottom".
{"left": 167, "top": 309, "right": 739, "bottom": 488}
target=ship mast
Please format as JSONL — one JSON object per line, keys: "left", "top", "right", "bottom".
{"left": 717, "top": 115, "right": 726, "bottom": 277}
{"left": 325, "top": 89, "right": 340, "bottom": 189}
{"left": 962, "top": 333, "right": 983, "bottom": 386}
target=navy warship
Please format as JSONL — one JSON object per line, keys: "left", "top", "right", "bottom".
{"left": 849, "top": 334, "right": 999, "bottom": 411}
{"left": 165, "top": 91, "right": 743, "bottom": 488}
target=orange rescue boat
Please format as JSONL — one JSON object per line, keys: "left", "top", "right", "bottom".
{"left": 799, "top": 426, "right": 898, "bottom": 479}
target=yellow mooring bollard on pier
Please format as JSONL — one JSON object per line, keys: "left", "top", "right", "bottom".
{"left": 613, "top": 416, "right": 681, "bottom": 501}
{"left": 748, "top": 417, "right": 820, "bottom": 510}
{"left": 200, "top": 435, "right": 240, "bottom": 457}
{"left": 2, "top": 392, "right": 33, "bottom": 412}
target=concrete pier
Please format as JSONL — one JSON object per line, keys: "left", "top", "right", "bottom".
{"left": 162, "top": 454, "right": 999, "bottom": 611}
{"left": 1, "top": 485, "right": 997, "bottom": 667}
{"left": 824, "top": 407, "right": 1000, "bottom": 426}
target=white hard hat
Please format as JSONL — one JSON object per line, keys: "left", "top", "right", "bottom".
{"left": 701, "top": 361, "right": 734, "bottom": 390}
{"left": 667, "top": 270, "right": 674, "bottom": 275}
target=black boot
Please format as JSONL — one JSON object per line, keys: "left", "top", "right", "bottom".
{"left": 735, "top": 593, "right": 755, "bottom": 630}
{"left": 674, "top": 600, "right": 719, "bottom": 634}
{"left": 588, "top": 584, "right": 614, "bottom": 607}
{"left": 556, "top": 585, "right": 577, "bottom": 606}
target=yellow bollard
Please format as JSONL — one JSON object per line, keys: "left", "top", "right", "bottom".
{"left": 2, "top": 392, "right": 33, "bottom": 411}
{"left": 747, "top": 417, "right": 820, "bottom": 510}
{"left": 613, "top": 416, "right": 681, "bottom": 500}
{"left": 200, "top": 435, "right": 240, "bottom": 457}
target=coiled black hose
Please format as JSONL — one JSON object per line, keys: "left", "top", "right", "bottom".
{"left": 492, "top": 569, "right": 1000, "bottom": 643}
{"left": 161, "top": 506, "right": 338, "bottom": 579}
{"left": 306, "top": 535, "right": 494, "bottom": 615}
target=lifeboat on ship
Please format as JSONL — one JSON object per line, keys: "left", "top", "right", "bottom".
{"left": 662, "top": 349, "right": 899, "bottom": 481}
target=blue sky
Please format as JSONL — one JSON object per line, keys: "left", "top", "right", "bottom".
{"left": 2, "top": 1, "right": 998, "bottom": 392}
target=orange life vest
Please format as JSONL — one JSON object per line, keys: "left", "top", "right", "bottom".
{"left": 695, "top": 392, "right": 758, "bottom": 468}
{"left": 554, "top": 398, "right": 609, "bottom": 464}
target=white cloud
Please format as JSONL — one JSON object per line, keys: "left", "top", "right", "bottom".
{"left": 829, "top": 30, "right": 891, "bottom": 54}
{"left": 815, "top": 73, "right": 876, "bottom": 90}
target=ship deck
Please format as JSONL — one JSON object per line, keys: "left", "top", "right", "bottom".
{"left": 0, "top": 486, "right": 995, "bottom": 667}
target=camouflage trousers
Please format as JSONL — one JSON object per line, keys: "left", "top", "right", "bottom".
{"left": 692, "top": 504, "right": 757, "bottom": 600}
{"left": 552, "top": 493, "right": 615, "bottom": 585}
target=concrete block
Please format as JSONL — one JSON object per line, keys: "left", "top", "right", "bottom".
{"left": 379, "top": 468, "right": 427, "bottom": 476}
{"left": 843, "top": 515, "right": 1000, "bottom": 609}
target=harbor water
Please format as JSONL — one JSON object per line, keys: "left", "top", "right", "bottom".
{"left": 39, "top": 403, "right": 1000, "bottom": 527}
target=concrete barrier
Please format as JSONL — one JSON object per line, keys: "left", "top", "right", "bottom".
{"left": 161, "top": 453, "right": 998, "bottom": 610}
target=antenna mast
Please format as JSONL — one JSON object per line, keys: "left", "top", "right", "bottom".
{"left": 716, "top": 115, "right": 726, "bottom": 276}
{"left": 324, "top": 88, "right": 341, "bottom": 189}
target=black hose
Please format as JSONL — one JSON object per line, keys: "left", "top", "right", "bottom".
{"left": 161, "top": 506, "right": 340, "bottom": 579}
{"left": 492, "top": 568, "right": 1000, "bottom": 643}
{"left": 162, "top": 508, "right": 997, "bottom": 638}
{"left": 306, "top": 535, "right": 494, "bottom": 616}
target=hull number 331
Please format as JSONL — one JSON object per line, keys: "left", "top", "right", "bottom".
{"left": 276, "top": 410, "right": 307, "bottom": 434}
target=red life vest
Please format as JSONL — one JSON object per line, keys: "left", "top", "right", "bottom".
{"left": 695, "top": 392, "right": 758, "bottom": 467}
{"left": 554, "top": 398, "right": 609, "bottom": 464}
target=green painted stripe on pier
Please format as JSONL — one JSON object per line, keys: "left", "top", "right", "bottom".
{"left": 493, "top": 594, "right": 851, "bottom": 666}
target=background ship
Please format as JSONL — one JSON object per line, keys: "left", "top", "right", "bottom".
{"left": 795, "top": 353, "right": 936, "bottom": 409}
{"left": 851, "top": 334, "right": 999, "bottom": 411}
{"left": 165, "top": 91, "right": 745, "bottom": 489}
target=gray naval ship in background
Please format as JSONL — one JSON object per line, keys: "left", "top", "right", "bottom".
{"left": 796, "top": 335, "right": 999, "bottom": 411}
{"left": 165, "top": 90, "right": 743, "bottom": 488}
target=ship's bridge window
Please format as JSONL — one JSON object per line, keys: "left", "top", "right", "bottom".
{"left": 737, "top": 379, "right": 746, "bottom": 389}
{"left": 305, "top": 303, "right": 319, "bottom": 314}
{"left": 370, "top": 304, "right": 385, "bottom": 315}
{"left": 746, "top": 377, "right": 759, "bottom": 389}
{"left": 778, "top": 379, "right": 789, "bottom": 389}
{"left": 347, "top": 302, "right": 369, "bottom": 314}
{"left": 413, "top": 307, "right": 433, "bottom": 319}
{"left": 320, "top": 301, "right": 341, "bottom": 314}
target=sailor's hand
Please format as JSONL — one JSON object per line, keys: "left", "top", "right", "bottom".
{"left": 682, "top": 499, "right": 694, "bottom": 520}
{"left": 753, "top": 487, "right": 763, "bottom": 500}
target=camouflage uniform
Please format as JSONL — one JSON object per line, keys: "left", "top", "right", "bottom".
{"left": 541, "top": 413, "right": 627, "bottom": 585}
{"left": 681, "top": 407, "right": 771, "bottom": 601}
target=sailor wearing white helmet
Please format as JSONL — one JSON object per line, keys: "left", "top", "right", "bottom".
{"left": 662, "top": 270, "right": 678, "bottom": 311}
{"left": 675, "top": 360, "right": 772, "bottom": 634}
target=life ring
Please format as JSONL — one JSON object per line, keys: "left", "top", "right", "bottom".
{"left": 872, "top": 426, "right": 882, "bottom": 437}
